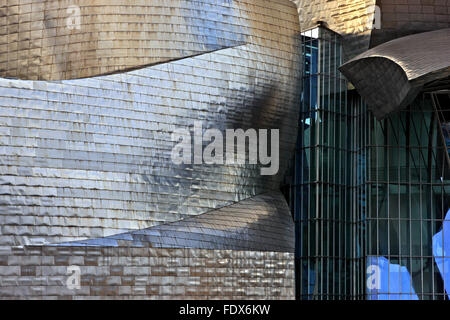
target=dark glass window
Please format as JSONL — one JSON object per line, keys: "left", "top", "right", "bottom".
{"left": 290, "top": 27, "right": 450, "bottom": 300}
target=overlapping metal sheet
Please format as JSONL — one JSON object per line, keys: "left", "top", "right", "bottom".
{"left": 0, "top": 0, "right": 301, "bottom": 250}
{"left": 56, "top": 192, "right": 295, "bottom": 252}
{"left": 340, "top": 28, "right": 450, "bottom": 119}
{"left": 0, "top": 0, "right": 298, "bottom": 80}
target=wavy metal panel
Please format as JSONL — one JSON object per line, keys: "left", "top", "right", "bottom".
{"left": 0, "top": 0, "right": 299, "bottom": 80}
{"left": 56, "top": 192, "right": 295, "bottom": 252}
{"left": 0, "top": 0, "right": 301, "bottom": 247}
{"left": 340, "top": 28, "right": 450, "bottom": 119}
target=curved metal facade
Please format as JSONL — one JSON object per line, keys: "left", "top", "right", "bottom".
{"left": 0, "top": 0, "right": 301, "bottom": 299}
{"left": 370, "top": 0, "right": 450, "bottom": 47}
{"left": 340, "top": 28, "right": 450, "bottom": 119}
{"left": 293, "top": 0, "right": 377, "bottom": 59}
{"left": 294, "top": 0, "right": 450, "bottom": 61}
{"left": 0, "top": 0, "right": 301, "bottom": 248}
{"left": 1, "top": 0, "right": 296, "bottom": 80}
{"left": 58, "top": 192, "right": 295, "bottom": 253}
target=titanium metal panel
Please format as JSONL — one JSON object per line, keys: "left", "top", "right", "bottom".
{"left": 370, "top": 0, "right": 450, "bottom": 47}
{"left": 339, "top": 28, "right": 450, "bottom": 119}
{"left": 0, "top": 0, "right": 296, "bottom": 80}
{"left": 0, "top": 0, "right": 302, "bottom": 248}
{"left": 294, "top": 0, "right": 450, "bottom": 62}
{"left": 55, "top": 192, "right": 295, "bottom": 252}
{"left": 293, "top": 0, "right": 377, "bottom": 59}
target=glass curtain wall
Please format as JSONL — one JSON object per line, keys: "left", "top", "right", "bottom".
{"left": 366, "top": 92, "right": 450, "bottom": 300}
{"left": 291, "top": 27, "right": 366, "bottom": 300}
{"left": 291, "top": 27, "right": 450, "bottom": 300}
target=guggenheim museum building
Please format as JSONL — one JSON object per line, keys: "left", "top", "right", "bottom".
{"left": 0, "top": 0, "right": 448, "bottom": 300}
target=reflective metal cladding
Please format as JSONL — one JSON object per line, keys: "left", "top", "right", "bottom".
{"left": 1, "top": 0, "right": 247, "bottom": 80}
{"left": 0, "top": 1, "right": 301, "bottom": 250}
{"left": 340, "top": 28, "right": 450, "bottom": 119}
{"left": 57, "top": 192, "right": 295, "bottom": 253}
{"left": 294, "top": 0, "right": 450, "bottom": 61}
{"left": 293, "top": 0, "right": 378, "bottom": 59}
{"left": 0, "top": 0, "right": 301, "bottom": 300}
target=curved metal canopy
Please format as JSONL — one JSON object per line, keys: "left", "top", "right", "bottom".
{"left": 340, "top": 28, "right": 450, "bottom": 119}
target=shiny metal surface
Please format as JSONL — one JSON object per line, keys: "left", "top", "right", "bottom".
{"left": 370, "top": 0, "right": 450, "bottom": 47}
{"left": 56, "top": 192, "right": 295, "bottom": 253}
{"left": 293, "top": 0, "right": 377, "bottom": 59}
{"left": 0, "top": 0, "right": 301, "bottom": 248}
{"left": 340, "top": 28, "right": 450, "bottom": 119}
{"left": 0, "top": 0, "right": 247, "bottom": 80}
{"left": 0, "top": 246, "right": 295, "bottom": 299}
{"left": 0, "top": 0, "right": 299, "bottom": 80}
{"left": 293, "top": 0, "right": 450, "bottom": 61}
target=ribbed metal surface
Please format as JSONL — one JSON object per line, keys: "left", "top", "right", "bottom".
{"left": 340, "top": 28, "right": 450, "bottom": 119}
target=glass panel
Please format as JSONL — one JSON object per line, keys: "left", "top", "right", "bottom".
{"left": 290, "top": 27, "right": 449, "bottom": 300}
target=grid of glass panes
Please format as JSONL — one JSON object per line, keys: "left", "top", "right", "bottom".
{"left": 291, "top": 28, "right": 449, "bottom": 301}
{"left": 291, "top": 27, "right": 366, "bottom": 300}
{"left": 366, "top": 92, "right": 450, "bottom": 300}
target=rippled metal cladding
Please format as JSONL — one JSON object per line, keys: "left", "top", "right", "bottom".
{"left": 0, "top": 0, "right": 302, "bottom": 300}
{"left": 0, "top": 0, "right": 301, "bottom": 252}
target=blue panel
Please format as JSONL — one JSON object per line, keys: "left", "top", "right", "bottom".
{"left": 366, "top": 256, "right": 418, "bottom": 300}
{"left": 432, "top": 209, "right": 450, "bottom": 298}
